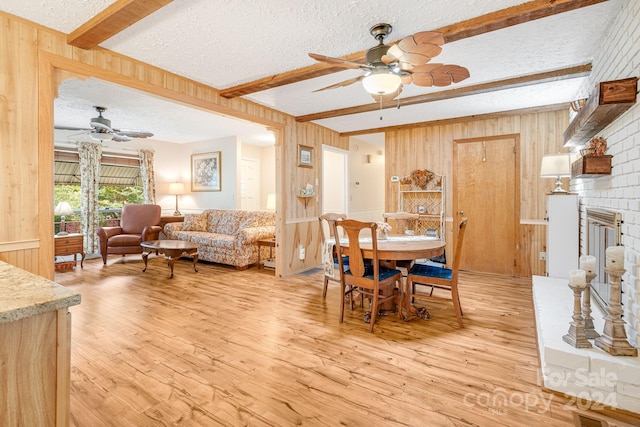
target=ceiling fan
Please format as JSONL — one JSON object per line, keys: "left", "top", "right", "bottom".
{"left": 309, "top": 23, "right": 470, "bottom": 101}
{"left": 55, "top": 106, "right": 154, "bottom": 142}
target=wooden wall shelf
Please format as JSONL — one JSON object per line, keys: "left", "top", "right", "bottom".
{"left": 563, "top": 77, "right": 637, "bottom": 147}
{"left": 571, "top": 155, "right": 612, "bottom": 178}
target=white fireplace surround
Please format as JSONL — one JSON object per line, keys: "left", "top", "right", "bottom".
{"left": 532, "top": 275, "right": 640, "bottom": 413}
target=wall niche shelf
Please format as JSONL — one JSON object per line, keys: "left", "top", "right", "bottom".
{"left": 563, "top": 77, "right": 637, "bottom": 147}
{"left": 571, "top": 155, "right": 613, "bottom": 178}
{"left": 297, "top": 195, "right": 313, "bottom": 208}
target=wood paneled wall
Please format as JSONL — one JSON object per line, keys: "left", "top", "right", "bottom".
{"left": 1, "top": 11, "right": 567, "bottom": 278}
{"left": 0, "top": 11, "right": 346, "bottom": 278}
{"left": 385, "top": 109, "right": 570, "bottom": 276}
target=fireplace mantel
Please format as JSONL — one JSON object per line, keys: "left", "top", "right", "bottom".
{"left": 532, "top": 275, "right": 640, "bottom": 414}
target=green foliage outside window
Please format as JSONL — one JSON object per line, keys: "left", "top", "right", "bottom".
{"left": 54, "top": 185, "right": 144, "bottom": 229}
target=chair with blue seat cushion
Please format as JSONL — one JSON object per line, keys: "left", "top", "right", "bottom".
{"left": 333, "top": 219, "right": 403, "bottom": 333}
{"left": 404, "top": 218, "right": 468, "bottom": 328}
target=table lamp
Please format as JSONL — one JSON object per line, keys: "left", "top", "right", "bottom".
{"left": 540, "top": 153, "right": 572, "bottom": 193}
{"left": 266, "top": 193, "right": 276, "bottom": 211}
{"left": 54, "top": 202, "right": 74, "bottom": 235}
{"left": 169, "top": 182, "right": 185, "bottom": 216}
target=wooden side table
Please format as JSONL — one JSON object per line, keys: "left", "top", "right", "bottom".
{"left": 257, "top": 238, "right": 276, "bottom": 269}
{"left": 54, "top": 233, "right": 85, "bottom": 268}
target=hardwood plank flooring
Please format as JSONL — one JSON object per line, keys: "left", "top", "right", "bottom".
{"left": 54, "top": 255, "right": 589, "bottom": 426}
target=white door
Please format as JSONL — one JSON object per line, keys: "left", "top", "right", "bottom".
{"left": 240, "top": 159, "right": 260, "bottom": 210}
{"left": 322, "top": 146, "right": 348, "bottom": 215}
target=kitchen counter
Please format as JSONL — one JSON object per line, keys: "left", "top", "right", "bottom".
{"left": 0, "top": 260, "right": 81, "bottom": 323}
{"left": 0, "top": 260, "right": 81, "bottom": 426}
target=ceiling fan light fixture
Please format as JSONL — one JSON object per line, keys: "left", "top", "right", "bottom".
{"left": 89, "top": 132, "right": 113, "bottom": 142}
{"left": 362, "top": 67, "right": 401, "bottom": 95}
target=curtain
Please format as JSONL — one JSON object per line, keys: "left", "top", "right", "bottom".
{"left": 77, "top": 141, "right": 102, "bottom": 254}
{"left": 139, "top": 149, "right": 156, "bottom": 204}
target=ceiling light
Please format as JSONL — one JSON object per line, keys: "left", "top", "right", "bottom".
{"left": 362, "top": 67, "right": 401, "bottom": 95}
{"left": 89, "top": 132, "right": 113, "bottom": 141}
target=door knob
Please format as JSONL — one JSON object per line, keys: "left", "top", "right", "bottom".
{"left": 459, "top": 211, "right": 464, "bottom": 216}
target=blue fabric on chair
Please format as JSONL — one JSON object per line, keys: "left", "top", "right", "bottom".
{"left": 346, "top": 264, "right": 403, "bottom": 280}
{"left": 408, "top": 263, "right": 452, "bottom": 280}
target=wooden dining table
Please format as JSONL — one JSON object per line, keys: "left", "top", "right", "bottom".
{"left": 328, "top": 235, "right": 446, "bottom": 315}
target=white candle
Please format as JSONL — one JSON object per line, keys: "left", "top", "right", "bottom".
{"left": 579, "top": 255, "right": 596, "bottom": 275}
{"left": 605, "top": 246, "right": 624, "bottom": 268}
{"left": 569, "top": 269, "right": 587, "bottom": 288}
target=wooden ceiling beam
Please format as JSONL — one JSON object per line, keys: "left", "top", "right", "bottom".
{"left": 67, "top": 0, "right": 173, "bottom": 49}
{"left": 219, "top": 0, "right": 607, "bottom": 98}
{"left": 339, "top": 103, "right": 568, "bottom": 137}
{"left": 295, "top": 63, "right": 591, "bottom": 122}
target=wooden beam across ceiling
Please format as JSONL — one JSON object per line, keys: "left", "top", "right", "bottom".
{"left": 67, "top": 0, "right": 173, "bottom": 50}
{"left": 219, "top": 0, "right": 607, "bottom": 99}
{"left": 339, "top": 102, "right": 568, "bottom": 137}
{"left": 295, "top": 63, "right": 592, "bottom": 122}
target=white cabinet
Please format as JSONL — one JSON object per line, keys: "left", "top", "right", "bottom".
{"left": 547, "top": 194, "right": 579, "bottom": 278}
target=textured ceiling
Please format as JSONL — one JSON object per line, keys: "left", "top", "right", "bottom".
{"left": 1, "top": 0, "right": 626, "bottom": 145}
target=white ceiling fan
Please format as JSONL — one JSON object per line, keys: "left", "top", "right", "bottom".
{"left": 55, "top": 106, "right": 154, "bottom": 142}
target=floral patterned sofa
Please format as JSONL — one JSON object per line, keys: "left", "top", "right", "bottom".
{"left": 163, "top": 209, "right": 275, "bottom": 270}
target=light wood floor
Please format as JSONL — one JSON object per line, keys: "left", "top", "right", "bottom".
{"left": 53, "top": 255, "right": 597, "bottom": 426}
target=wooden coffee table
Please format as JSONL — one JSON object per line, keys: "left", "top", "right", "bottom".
{"left": 141, "top": 240, "right": 199, "bottom": 278}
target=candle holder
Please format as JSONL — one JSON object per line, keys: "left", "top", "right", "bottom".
{"left": 583, "top": 271, "right": 600, "bottom": 339}
{"left": 594, "top": 266, "right": 638, "bottom": 356}
{"left": 563, "top": 280, "right": 592, "bottom": 348}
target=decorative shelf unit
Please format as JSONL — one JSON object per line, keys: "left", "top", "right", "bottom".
{"left": 563, "top": 77, "right": 637, "bottom": 147}
{"left": 397, "top": 171, "right": 445, "bottom": 239}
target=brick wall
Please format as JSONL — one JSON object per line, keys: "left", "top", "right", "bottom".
{"left": 571, "top": 0, "right": 640, "bottom": 347}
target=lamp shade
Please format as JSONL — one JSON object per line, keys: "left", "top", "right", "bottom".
{"left": 540, "top": 153, "right": 572, "bottom": 178}
{"left": 168, "top": 182, "right": 185, "bottom": 195}
{"left": 54, "top": 202, "right": 74, "bottom": 216}
{"left": 266, "top": 193, "right": 276, "bottom": 210}
{"left": 362, "top": 67, "right": 401, "bottom": 95}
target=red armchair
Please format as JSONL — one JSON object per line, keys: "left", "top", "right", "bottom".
{"left": 97, "top": 204, "right": 162, "bottom": 265}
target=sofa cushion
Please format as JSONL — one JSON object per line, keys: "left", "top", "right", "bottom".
{"left": 213, "top": 210, "right": 244, "bottom": 235}
{"left": 182, "top": 212, "right": 208, "bottom": 231}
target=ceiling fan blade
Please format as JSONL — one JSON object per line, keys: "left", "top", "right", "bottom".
{"left": 114, "top": 129, "right": 154, "bottom": 138}
{"left": 308, "top": 53, "right": 372, "bottom": 70}
{"left": 91, "top": 121, "right": 112, "bottom": 132}
{"left": 312, "top": 76, "right": 364, "bottom": 92}
{"left": 385, "top": 31, "right": 444, "bottom": 66}
{"left": 54, "top": 126, "right": 92, "bottom": 131}
{"left": 411, "top": 31, "right": 445, "bottom": 47}
{"left": 410, "top": 64, "right": 471, "bottom": 87}
{"left": 111, "top": 133, "right": 132, "bottom": 142}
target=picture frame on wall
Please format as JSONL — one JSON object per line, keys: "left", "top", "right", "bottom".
{"left": 298, "top": 145, "right": 313, "bottom": 168}
{"left": 191, "top": 151, "right": 221, "bottom": 192}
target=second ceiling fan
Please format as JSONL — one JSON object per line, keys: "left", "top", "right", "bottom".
{"left": 56, "top": 106, "right": 154, "bottom": 142}
{"left": 309, "top": 23, "right": 470, "bottom": 101}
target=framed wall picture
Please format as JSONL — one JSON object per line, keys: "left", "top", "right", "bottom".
{"left": 191, "top": 151, "right": 221, "bottom": 191}
{"left": 298, "top": 145, "right": 313, "bottom": 168}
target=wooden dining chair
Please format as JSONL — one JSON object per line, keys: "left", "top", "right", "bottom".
{"left": 382, "top": 212, "right": 419, "bottom": 235}
{"left": 403, "top": 218, "right": 468, "bottom": 328}
{"left": 382, "top": 212, "right": 420, "bottom": 274}
{"left": 318, "top": 213, "right": 348, "bottom": 298}
{"left": 333, "top": 219, "right": 403, "bottom": 333}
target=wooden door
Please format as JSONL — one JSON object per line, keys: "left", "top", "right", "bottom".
{"left": 240, "top": 159, "right": 259, "bottom": 210}
{"left": 453, "top": 135, "right": 520, "bottom": 276}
